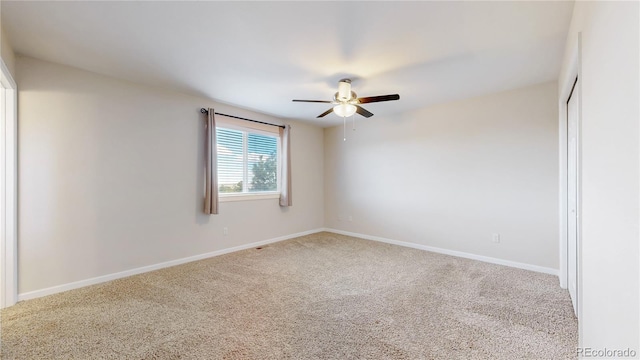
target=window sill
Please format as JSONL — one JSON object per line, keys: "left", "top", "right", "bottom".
{"left": 219, "top": 192, "right": 280, "bottom": 202}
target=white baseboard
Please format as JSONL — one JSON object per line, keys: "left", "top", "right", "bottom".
{"left": 18, "top": 228, "right": 325, "bottom": 302}
{"left": 323, "top": 228, "right": 559, "bottom": 276}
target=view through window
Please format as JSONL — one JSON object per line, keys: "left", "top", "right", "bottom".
{"left": 217, "top": 127, "right": 279, "bottom": 194}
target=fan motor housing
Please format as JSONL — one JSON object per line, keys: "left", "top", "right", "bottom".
{"left": 334, "top": 91, "right": 357, "bottom": 102}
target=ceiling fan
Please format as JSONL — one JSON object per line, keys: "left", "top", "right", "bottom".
{"left": 292, "top": 79, "right": 400, "bottom": 118}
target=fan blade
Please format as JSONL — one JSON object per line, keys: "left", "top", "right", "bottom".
{"left": 355, "top": 105, "right": 374, "bottom": 118}
{"left": 292, "top": 99, "right": 332, "bottom": 103}
{"left": 356, "top": 94, "right": 400, "bottom": 104}
{"left": 317, "top": 108, "right": 334, "bottom": 118}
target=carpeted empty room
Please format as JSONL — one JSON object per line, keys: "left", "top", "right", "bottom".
{"left": 1, "top": 233, "right": 577, "bottom": 359}
{"left": 3, "top": 1, "right": 639, "bottom": 359}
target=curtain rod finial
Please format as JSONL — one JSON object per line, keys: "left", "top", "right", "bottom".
{"left": 200, "top": 108, "right": 208, "bottom": 114}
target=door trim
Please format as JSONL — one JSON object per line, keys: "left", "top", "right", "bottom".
{"left": 566, "top": 75, "right": 579, "bottom": 316}
{"left": 0, "top": 58, "right": 17, "bottom": 308}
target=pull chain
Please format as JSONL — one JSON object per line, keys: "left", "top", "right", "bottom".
{"left": 352, "top": 115, "right": 356, "bottom": 131}
{"left": 343, "top": 115, "right": 347, "bottom": 141}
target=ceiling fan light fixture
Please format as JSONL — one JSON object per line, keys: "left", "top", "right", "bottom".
{"left": 333, "top": 103, "right": 357, "bottom": 117}
{"left": 292, "top": 78, "right": 399, "bottom": 119}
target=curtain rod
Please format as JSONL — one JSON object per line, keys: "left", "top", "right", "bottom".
{"left": 200, "top": 108, "right": 285, "bottom": 129}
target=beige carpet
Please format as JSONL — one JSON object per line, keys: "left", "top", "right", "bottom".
{"left": 1, "top": 232, "right": 577, "bottom": 359}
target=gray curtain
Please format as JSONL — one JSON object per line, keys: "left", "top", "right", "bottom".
{"left": 279, "top": 125, "right": 292, "bottom": 207}
{"left": 204, "top": 108, "right": 218, "bottom": 214}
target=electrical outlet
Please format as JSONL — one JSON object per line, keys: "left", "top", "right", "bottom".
{"left": 223, "top": 227, "right": 228, "bottom": 236}
{"left": 492, "top": 233, "right": 500, "bottom": 243}
{"left": 348, "top": 216, "right": 353, "bottom": 222}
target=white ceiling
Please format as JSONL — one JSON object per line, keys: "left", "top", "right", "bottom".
{"left": 2, "top": 1, "right": 574, "bottom": 127}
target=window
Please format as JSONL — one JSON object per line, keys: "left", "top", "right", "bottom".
{"left": 217, "top": 124, "right": 279, "bottom": 198}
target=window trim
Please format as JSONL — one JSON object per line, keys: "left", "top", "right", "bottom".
{"left": 219, "top": 192, "right": 280, "bottom": 202}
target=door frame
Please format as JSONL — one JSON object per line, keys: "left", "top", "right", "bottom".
{"left": 0, "top": 58, "right": 17, "bottom": 308}
{"left": 558, "top": 33, "right": 582, "bottom": 319}
{"left": 566, "top": 76, "right": 579, "bottom": 316}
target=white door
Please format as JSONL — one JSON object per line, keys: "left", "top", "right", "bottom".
{"left": 567, "top": 77, "right": 579, "bottom": 315}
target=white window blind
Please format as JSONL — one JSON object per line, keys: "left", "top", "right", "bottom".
{"left": 217, "top": 126, "right": 279, "bottom": 195}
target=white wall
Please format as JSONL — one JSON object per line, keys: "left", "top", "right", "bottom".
{"left": 558, "top": 1, "right": 639, "bottom": 352}
{"left": 16, "top": 56, "right": 324, "bottom": 294}
{"left": 325, "top": 82, "right": 559, "bottom": 270}
{"left": 0, "top": 25, "right": 16, "bottom": 78}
